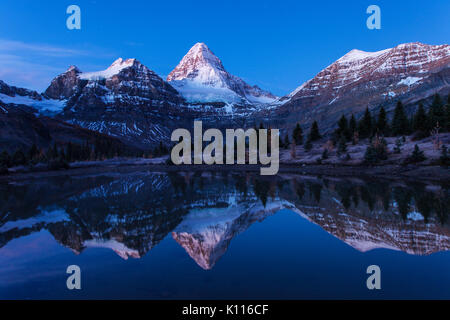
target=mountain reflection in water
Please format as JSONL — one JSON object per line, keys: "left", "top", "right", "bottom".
{"left": 1, "top": 171, "right": 448, "bottom": 272}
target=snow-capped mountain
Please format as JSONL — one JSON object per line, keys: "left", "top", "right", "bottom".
{"left": 167, "top": 42, "right": 277, "bottom": 106}
{"left": 44, "top": 58, "right": 192, "bottom": 148}
{"left": 0, "top": 78, "right": 135, "bottom": 152}
{"left": 47, "top": 57, "right": 184, "bottom": 105}
{"left": 2, "top": 41, "right": 449, "bottom": 151}
{"left": 269, "top": 42, "right": 450, "bottom": 132}
{"left": 172, "top": 194, "right": 284, "bottom": 269}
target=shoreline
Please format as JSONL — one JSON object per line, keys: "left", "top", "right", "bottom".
{"left": 1, "top": 160, "right": 449, "bottom": 183}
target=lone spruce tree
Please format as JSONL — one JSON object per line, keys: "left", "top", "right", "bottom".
{"left": 406, "top": 144, "right": 426, "bottom": 163}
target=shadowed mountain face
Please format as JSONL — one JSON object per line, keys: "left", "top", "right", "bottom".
{"left": 0, "top": 102, "right": 137, "bottom": 153}
{"left": 50, "top": 60, "right": 189, "bottom": 148}
{"left": 0, "top": 171, "right": 448, "bottom": 270}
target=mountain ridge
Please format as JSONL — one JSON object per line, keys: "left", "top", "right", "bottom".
{"left": 1, "top": 41, "right": 449, "bottom": 150}
{"left": 268, "top": 42, "right": 450, "bottom": 132}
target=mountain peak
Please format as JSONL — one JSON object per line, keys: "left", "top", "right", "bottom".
{"left": 79, "top": 58, "right": 141, "bottom": 81}
{"left": 190, "top": 42, "right": 209, "bottom": 52}
{"left": 66, "top": 65, "right": 81, "bottom": 73}
{"left": 187, "top": 42, "right": 221, "bottom": 64}
{"left": 337, "top": 48, "right": 390, "bottom": 64}
{"left": 109, "top": 57, "right": 137, "bottom": 69}
{"left": 167, "top": 42, "right": 225, "bottom": 83}
{"left": 166, "top": 43, "right": 276, "bottom": 105}
{"left": 279, "top": 41, "right": 450, "bottom": 135}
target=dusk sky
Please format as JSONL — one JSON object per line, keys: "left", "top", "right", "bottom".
{"left": 0, "top": 0, "right": 448, "bottom": 95}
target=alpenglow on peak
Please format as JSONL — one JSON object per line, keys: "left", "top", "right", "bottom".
{"left": 167, "top": 42, "right": 277, "bottom": 104}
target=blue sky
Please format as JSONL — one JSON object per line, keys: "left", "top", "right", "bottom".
{"left": 0, "top": 0, "right": 448, "bottom": 95}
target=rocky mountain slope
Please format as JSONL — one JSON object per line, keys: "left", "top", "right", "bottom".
{"left": 1, "top": 42, "right": 449, "bottom": 150}
{"left": 266, "top": 42, "right": 450, "bottom": 132}
{"left": 0, "top": 101, "right": 136, "bottom": 154}
{"left": 45, "top": 58, "right": 192, "bottom": 149}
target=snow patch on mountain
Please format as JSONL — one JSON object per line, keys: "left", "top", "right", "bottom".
{"left": 0, "top": 93, "right": 66, "bottom": 113}
{"left": 83, "top": 238, "right": 140, "bottom": 259}
{"left": 79, "top": 58, "right": 136, "bottom": 80}
{"left": 398, "top": 76, "right": 422, "bottom": 86}
{"left": 170, "top": 79, "right": 243, "bottom": 104}
{"left": 337, "top": 48, "right": 391, "bottom": 64}
{"left": 0, "top": 208, "right": 70, "bottom": 233}
{"left": 282, "top": 42, "right": 450, "bottom": 107}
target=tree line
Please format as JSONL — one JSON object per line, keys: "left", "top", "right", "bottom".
{"left": 0, "top": 138, "right": 169, "bottom": 173}
{"left": 281, "top": 94, "right": 450, "bottom": 165}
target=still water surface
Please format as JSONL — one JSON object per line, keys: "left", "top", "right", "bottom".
{"left": 0, "top": 170, "right": 449, "bottom": 299}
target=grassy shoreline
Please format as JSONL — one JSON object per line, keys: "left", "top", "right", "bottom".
{"left": 1, "top": 160, "right": 448, "bottom": 183}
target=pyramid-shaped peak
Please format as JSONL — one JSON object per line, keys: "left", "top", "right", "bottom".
{"left": 191, "top": 42, "right": 209, "bottom": 49}
{"left": 167, "top": 43, "right": 225, "bottom": 82}
{"left": 189, "top": 42, "right": 212, "bottom": 54}
{"left": 185, "top": 42, "right": 222, "bottom": 65}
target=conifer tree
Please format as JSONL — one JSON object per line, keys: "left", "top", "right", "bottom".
{"left": 440, "top": 145, "right": 449, "bottom": 167}
{"left": 292, "top": 123, "right": 303, "bottom": 145}
{"left": 50, "top": 143, "right": 59, "bottom": 160}
{"left": 337, "top": 135, "right": 347, "bottom": 155}
{"left": 12, "top": 149, "right": 27, "bottom": 166}
{"left": 336, "top": 115, "right": 350, "bottom": 141}
{"left": 364, "top": 135, "right": 388, "bottom": 164}
{"left": 349, "top": 114, "right": 357, "bottom": 136}
{"left": 428, "top": 94, "right": 445, "bottom": 130}
{"left": 304, "top": 138, "right": 312, "bottom": 151}
{"left": 358, "top": 107, "right": 373, "bottom": 138}
{"left": 308, "top": 121, "right": 321, "bottom": 141}
{"left": 413, "top": 103, "right": 428, "bottom": 133}
{"left": 28, "top": 144, "right": 39, "bottom": 161}
{"left": 445, "top": 95, "right": 450, "bottom": 132}
{"left": 0, "top": 150, "right": 11, "bottom": 167}
{"left": 391, "top": 101, "right": 409, "bottom": 136}
{"left": 376, "top": 106, "right": 388, "bottom": 136}
{"left": 66, "top": 142, "right": 73, "bottom": 162}
{"left": 406, "top": 144, "right": 426, "bottom": 163}
{"left": 283, "top": 134, "right": 290, "bottom": 149}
